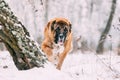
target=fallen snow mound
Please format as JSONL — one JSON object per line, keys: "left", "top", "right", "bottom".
{"left": 0, "top": 51, "right": 120, "bottom": 80}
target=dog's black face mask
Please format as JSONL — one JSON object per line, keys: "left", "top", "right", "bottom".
{"left": 51, "top": 20, "right": 71, "bottom": 45}
{"left": 54, "top": 26, "right": 68, "bottom": 45}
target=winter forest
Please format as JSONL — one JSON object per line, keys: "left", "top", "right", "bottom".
{"left": 0, "top": 0, "right": 120, "bottom": 80}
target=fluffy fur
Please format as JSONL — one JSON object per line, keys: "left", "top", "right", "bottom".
{"left": 41, "top": 18, "right": 72, "bottom": 70}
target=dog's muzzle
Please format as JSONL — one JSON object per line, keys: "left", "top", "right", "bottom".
{"left": 58, "top": 34, "right": 65, "bottom": 45}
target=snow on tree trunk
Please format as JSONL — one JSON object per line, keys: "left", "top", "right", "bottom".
{"left": 0, "top": 0, "right": 47, "bottom": 70}
{"left": 96, "top": 0, "right": 117, "bottom": 54}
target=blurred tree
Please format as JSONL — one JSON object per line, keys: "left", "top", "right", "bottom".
{"left": 118, "top": 43, "right": 120, "bottom": 55}
{"left": 96, "top": 0, "right": 117, "bottom": 54}
{"left": 0, "top": 0, "right": 47, "bottom": 70}
{"left": 44, "top": 0, "right": 49, "bottom": 23}
{"left": 27, "top": 0, "right": 44, "bottom": 43}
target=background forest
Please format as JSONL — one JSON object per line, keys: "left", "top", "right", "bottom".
{"left": 0, "top": 0, "right": 119, "bottom": 54}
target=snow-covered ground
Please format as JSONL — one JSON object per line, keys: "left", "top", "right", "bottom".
{"left": 0, "top": 51, "right": 120, "bottom": 80}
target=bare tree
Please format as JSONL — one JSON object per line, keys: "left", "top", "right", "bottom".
{"left": 0, "top": 0, "right": 47, "bottom": 70}
{"left": 96, "top": 0, "right": 117, "bottom": 54}
{"left": 44, "top": 0, "right": 49, "bottom": 23}
{"left": 118, "top": 43, "right": 120, "bottom": 55}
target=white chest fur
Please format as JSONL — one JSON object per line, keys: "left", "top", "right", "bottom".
{"left": 51, "top": 44, "right": 64, "bottom": 66}
{"left": 52, "top": 44, "right": 64, "bottom": 55}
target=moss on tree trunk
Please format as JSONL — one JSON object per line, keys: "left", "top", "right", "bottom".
{"left": 0, "top": 0, "right": 47, "bottom": 70}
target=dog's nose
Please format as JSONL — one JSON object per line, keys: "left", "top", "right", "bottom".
{"left": 59, "top": 34, "right": 63, "bottom": 39}
{"left": 60, "top": 35, "right": 63, "bottom": 39}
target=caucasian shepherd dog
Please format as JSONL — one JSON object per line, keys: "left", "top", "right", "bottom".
{"left": 41, "top": 18, "right": 72, "bottom": 70}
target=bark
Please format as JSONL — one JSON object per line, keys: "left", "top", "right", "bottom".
{"left": 96, "top": 0, "right": 117, "bottom": 54}
{"left": 0, "top": 0, "right": 47, "bottom": 70}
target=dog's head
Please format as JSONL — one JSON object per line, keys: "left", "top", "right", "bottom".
{"left": 47, "top": 18, "right": 72, "bottom": 45}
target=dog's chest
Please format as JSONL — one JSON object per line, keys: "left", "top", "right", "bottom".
{"left": 52, "top": 44, "right": 64, "bottom": 55}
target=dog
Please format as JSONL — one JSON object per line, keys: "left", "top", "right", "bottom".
{"left": 41, "top": 18, "right": 72, "bottom": 70}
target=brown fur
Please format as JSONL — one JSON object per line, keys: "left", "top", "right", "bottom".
{"left": 41, "top": 18, "right": 72, "bottom": 70}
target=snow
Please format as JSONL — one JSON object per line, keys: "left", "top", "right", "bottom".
{"left": 62, "top": 51, "right": 120, "bottom": 80}
{"left": 0, "top": 51, "right": 120, "bottom": 80}
{"left": 0, "top": 25, "right": 2, "bottom": 29}
{"left": 0, "top": 51, "right": 73, "bottom": 80}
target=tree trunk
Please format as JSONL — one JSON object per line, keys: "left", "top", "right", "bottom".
{"left": 118, "top": 40, "right": 120, "bottom": 55}
{"left": 96, "top": 0, "right": 117, "bottom": 54}
{"left": 44, "top": 0, "right": 49, "bottom": 23}
{"left": 0, "top": 0, "right": 47, "bottom": 70}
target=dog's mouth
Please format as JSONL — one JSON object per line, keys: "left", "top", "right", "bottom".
{"left": 58, "top": 39, "right": 64, "bottom": 45}
{"left": 58, "top": 33, "right": 66, "bottom": 45}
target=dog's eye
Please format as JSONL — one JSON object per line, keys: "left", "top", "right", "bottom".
{"left": 55, "top": 27, "right": 60, "bottom": 32}
{"left": 65, "top": 30, "right": 68, "bottom": 33}
{"left": 64, "top": 28, "right": 68, "bottom": 33}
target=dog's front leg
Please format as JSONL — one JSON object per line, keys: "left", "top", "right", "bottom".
{"left": 56, "top": 45, "right": 71, "bottom": 70}
{"left": 56, "top": 51, "right": 67, "bottom": 70}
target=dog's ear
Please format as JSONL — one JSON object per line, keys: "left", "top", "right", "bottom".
{"left": 51, "top": 20, "right": 56, "bottom": 31}
{"left": 69, "top": 23, "right": 72, "bottom": 32}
